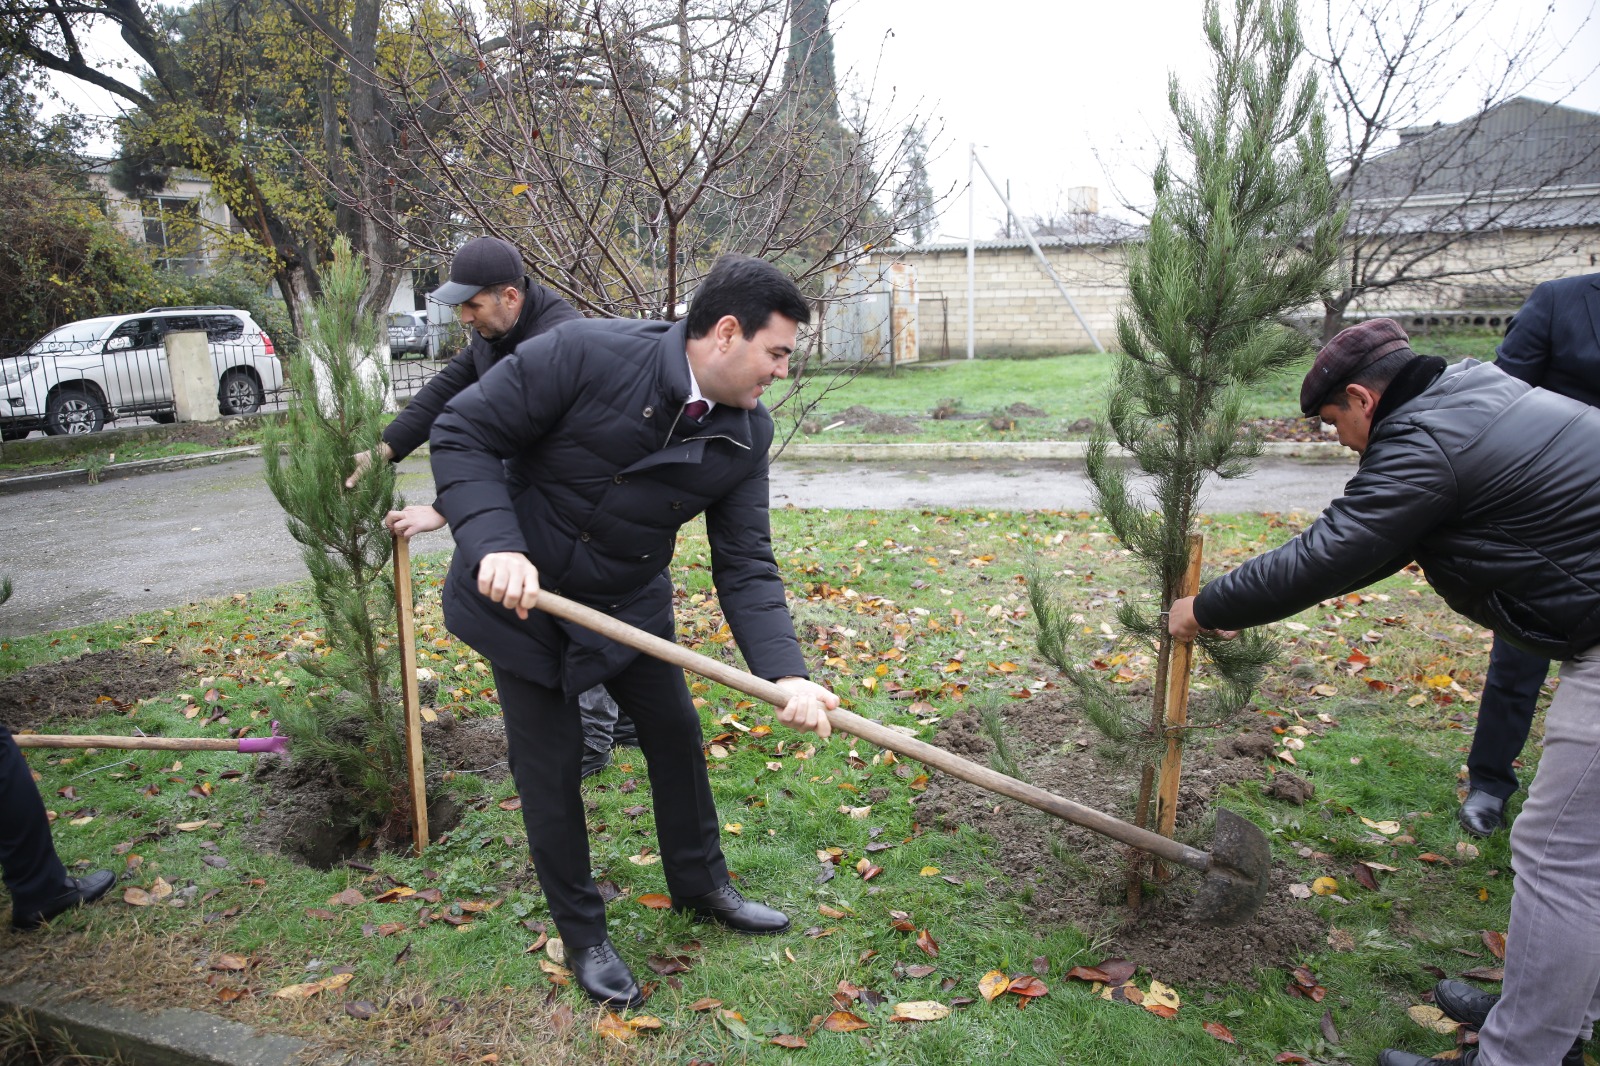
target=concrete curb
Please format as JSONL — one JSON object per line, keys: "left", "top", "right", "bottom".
{"left": 775, "top": 440, "right": 1354, "bottom": 462}
{"left": 0, "top": 980, "right": 310, "bottom": 1065}
{"left": 0, "top": 438, "right": 1355, "bottom": 495}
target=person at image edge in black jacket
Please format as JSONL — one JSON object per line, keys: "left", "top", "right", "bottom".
{"left": 1167, "top": 318, "right": 1600, "bottom": 1066}
{"left": 394, "top": 254, "right": 838, "bottom": 1010}
{"left": 1451, "top": 271, "right": 1600, "bottom": 838}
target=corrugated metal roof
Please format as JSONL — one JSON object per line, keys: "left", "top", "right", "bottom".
{"left": 1349, "top": 97, "right": 1600, "bottom": 202}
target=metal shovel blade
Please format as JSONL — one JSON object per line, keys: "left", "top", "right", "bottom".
{"left": 1189, "top": 808, "right": 1273, "bottom": 927}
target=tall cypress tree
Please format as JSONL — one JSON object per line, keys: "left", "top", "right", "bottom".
{"left": 263, "top": 237, "right": 408, "bottom": 837}
{"left": 784, "top": 0, "right": 837, "bottom": 117}
{"left": 1032, "top": 0, "right": 1342, "bottom": 902}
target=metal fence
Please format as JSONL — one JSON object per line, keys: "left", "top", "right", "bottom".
{"left": 2, "top": 333, "right": 447, "bottom": 440}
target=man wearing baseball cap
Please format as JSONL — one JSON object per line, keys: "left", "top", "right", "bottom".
{"left": 355, "top": 236, "right": 580, "bottom": 471}
{"left": 1167, "top": 318, "right": 1600, "bottom": 1065}
{"left": 357, "top": 237, "right": 638, "bottom": 775}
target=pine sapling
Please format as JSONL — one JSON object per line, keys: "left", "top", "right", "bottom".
{"left": 1031, "top": 0, "right": 1343, "bottom": 907}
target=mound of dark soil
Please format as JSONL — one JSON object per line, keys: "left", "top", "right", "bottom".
{"left": 915, "top": 691, "right": 1322, "bottom": 988}
{"left": 244, "top": 714, "right": 505, "bottom": 867}
{"left": 1, "top": 648, "right": 188, "bottom": 732}
{"left": 830, "top": 405, "right": 921, "bottom": 435}
{"left": 1006, "top": 402, "right": 1048, "bottom": 417}
{"left": 1247, "top": 415, "right": 1330, "bottom": 442}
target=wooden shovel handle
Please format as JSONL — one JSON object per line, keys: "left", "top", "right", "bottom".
{"left": 393, "top": 534, "right": 430, "bottom": 856}
{"left": 534, "top": 591, "right": 1213, "bottom": 872}
{"left": 14, "top": 735, "right": 245, "bottom": 751}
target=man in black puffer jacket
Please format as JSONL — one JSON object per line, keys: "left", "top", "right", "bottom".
{"left": 1169, "top": 319, "right": 1600, "bottom": 1066}
{"left": 369, "top": 237, "right": 637, "bottom": 775}
{"left": 426, "top": 254, "right": 838, "bottom": 1011}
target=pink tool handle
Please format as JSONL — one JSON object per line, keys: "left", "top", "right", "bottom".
{"left": 238, "top": 721, "right": 288, "bottom": 754}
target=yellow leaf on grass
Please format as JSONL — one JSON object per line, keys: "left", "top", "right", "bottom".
{"left": 176, "top": 820, "right": 209, "bottom": 832}
{"left": 978, "top": 971, "right": 1011, "bottom": 1001}
{"left": 272, "top": 972, "right": 353, "bottom": 1000}
{"left": 1407, "top": 694, "right": 1428, "bottom": 707}
{"left": 1146, "top": 980, "right": 1180, "bottom": 1011}
{"left": 1407, "top": 1005, "right": 1460, "bottom": 1034}
{"left": 889, "top": 1001, "right": 950, "bottom": 1022}
{"left": 1312, "top": 877, "right": 1340, "bottom": 896}
{"left": 919, "top": 866, "right": 940, "bottom": 876}
{"left": 1360, "top": 817, "right": 1401, "bottom": 835}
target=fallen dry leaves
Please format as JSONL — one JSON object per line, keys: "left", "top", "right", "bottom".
{"left": 272, "top": 971, "right": 353, "bottom": 1000}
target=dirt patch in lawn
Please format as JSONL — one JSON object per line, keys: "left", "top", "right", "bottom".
{"left": 244, "top": 713, "right": 507, "bottom": 868}
{"left": 915, "top": 690, "right": 1322, "bottom": 989}
{"left": 829, "top": 405, "right": 922, "bottom": 435}
{"left": 1, "top": 648, "right": 188, "bottom": 732}
{"left": 1247, "top": 415, "right": 1330, "bottom": 443}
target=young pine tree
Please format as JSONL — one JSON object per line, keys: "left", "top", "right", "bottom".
{"left": 1032, "top": 0, "right": 1342, "bottom": 900}
{"left": 263, "top": 238, "right": 408, "bottom": 838}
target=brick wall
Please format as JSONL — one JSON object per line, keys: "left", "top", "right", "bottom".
{"left": 868, "top": 243, "right": 1130, "bottom": 356}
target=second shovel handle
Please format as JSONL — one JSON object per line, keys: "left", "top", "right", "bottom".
{"left": 534, "top": 591, "right": 1212, "bottom": 872}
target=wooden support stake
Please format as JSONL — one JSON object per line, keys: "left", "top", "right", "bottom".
{"left": 393, "top": 534, "right": 429, "bottom": 856}
{"left": 1153, "top": 534, "right": 1205, "bottom": 870}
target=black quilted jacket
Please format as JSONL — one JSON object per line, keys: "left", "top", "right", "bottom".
{"left": 1194, "top": 360, "right": 1600, "bottom": 659}
{"left": 428, "top": 318, "right": 807, "bottom": 692}
{"left": 381, "top": 280, "right": 580, "bottom": 461}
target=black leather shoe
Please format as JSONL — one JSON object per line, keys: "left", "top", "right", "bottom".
{"left": 568, "top": 939, "right": 644, "bottom": 1009}
{"left": 1458, "top": 789, "right": 1507, "bottom": 837}
{"left": 671, "top": 883, "right": 790, "bottom": 935}
{"left": 580, "top": 745, "right": 612, "bottom": 779}
{"left": 1379, "top": 1048, "right": 1478, "bottom": 1066}
{"left": 10, "top": 870, "right": 116, "bottom": 931}
{"left": 1429, "top": 981, "right": 1585, "bottom": 1066}
{"left": 1433, "top": 978, "right": 1498, "bottom": 1028}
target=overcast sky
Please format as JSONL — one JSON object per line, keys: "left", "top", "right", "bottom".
{"left": 42, "top": 0, "right": 1600, "bottom": 242}
{"left": 829, "top": 0, "right": 1600, "bottom": 240}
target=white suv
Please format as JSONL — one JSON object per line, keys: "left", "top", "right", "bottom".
{"left": 0, "top": 307, "right": 284, "bottom": 438}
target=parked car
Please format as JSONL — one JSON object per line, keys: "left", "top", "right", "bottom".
{"left": 0, "top": 307, "right": 282, "bottom": 438}
{"left": 387, "top": 311, "right": 430, "bottom": 358}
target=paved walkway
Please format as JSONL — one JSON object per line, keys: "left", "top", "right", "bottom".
{"left": 0, "top": 453, "right": 1356, "bottom": 636}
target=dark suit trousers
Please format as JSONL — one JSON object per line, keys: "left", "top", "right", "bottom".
{"left": 494, "top": 656, "right": 728, "bottom": 950}
{"left": 1469, "top": 635, "right": 1552, "bottom": 799}
{"left": 1, "top": 724, "right": 69, "bottom": 915}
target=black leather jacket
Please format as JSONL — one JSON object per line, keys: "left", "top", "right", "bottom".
{"left": 1195, "top": 359, "right": 1600, "bottom": 659}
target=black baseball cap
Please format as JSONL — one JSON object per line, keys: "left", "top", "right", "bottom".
{"left": 430, "top": 237, "right": 526, "bottom": 305}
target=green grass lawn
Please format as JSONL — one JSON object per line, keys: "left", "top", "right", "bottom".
{"left": 777, "top": 328, "right": 1503, "bottom": 441}
{"left": 0, "top": 504, "right": 1551, "bottom": 1064}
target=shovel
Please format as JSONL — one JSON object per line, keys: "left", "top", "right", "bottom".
{"left": 13, "top": 722, "right": 289, "bottom": 754}
{"left": 535, "top": 591, "right": 1272, "bottom": 928}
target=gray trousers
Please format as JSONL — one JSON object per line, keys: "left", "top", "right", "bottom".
{"left": 578, "top": 685, "right": 638, "bottom": 753}
{"left": 1479, "top": 646, "right": 1600, "bottom": 1065}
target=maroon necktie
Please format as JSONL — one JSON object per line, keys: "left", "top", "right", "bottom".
{"left": 683, "top": 399, "right": 709, "bottom": 421}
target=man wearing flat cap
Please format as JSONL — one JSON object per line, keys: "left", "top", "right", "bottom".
{"left": 359, "top": 237, "right": 639, "bottom": 774}
{"left": 1168, "top": 318, "right": 1600, "bottom": 1066}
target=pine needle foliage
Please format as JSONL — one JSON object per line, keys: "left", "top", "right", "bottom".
{"left": 1033, "top": 0, "right": 1342, "bottom": 823}
{"left": 262, "top": 238, "right": 407, "bottom": 837}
